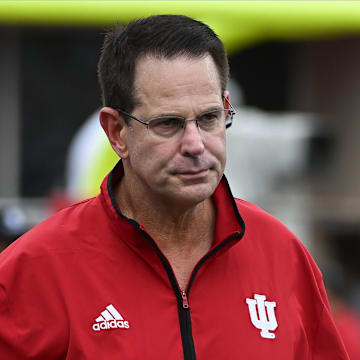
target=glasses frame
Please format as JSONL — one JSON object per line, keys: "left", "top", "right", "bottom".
{"left": 115, "top": 97, "right": 236, "bottom": 137}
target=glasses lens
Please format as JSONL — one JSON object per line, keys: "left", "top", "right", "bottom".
{"left": 149, "top": 117, "right": 183, "bottom": 138}
{"left": 197, "top": 109, "right": 226, "bottom": 132}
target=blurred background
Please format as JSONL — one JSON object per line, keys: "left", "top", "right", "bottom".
{"left": 1, "top": 1, "right": 360, "bottom": 355}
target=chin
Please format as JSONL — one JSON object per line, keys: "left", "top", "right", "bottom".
{"left": 173, "top": 183, "right": 216, "bottom": 206}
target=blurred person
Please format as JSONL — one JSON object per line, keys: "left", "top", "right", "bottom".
{"left": 0, "top": 15, "right": 348, "bottom": 359}
{"left": 0, "top": 206, "right": 28, "bottom": 252}
{"left": 65, "top": 109, "right": 118, "bottom": 202}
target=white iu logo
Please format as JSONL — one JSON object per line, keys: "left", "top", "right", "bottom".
{"left": 246, "top": 294, "right": 278, "bottom": 339}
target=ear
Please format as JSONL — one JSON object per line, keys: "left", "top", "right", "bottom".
{"left": 223, "top": 90, "right": 231, "bottom": 109}
{"left": 100, "top": 107, "right": 129, "bottom": 159}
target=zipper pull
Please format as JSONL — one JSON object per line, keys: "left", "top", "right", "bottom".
{"left": 181, "top": 290, "right": 189, "bottom": 309}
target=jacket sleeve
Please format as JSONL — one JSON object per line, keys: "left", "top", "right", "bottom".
{"left": 306, "top": 248, "right": 350, "bottom": 360}
{"left": 313, "top": 304, "right": 349, "bottom": 360}
{"left": 0, "top": 285, "right": 25, "bottom": 359}
{"left": 294, "top": 238, "right": 349, "bottom": 359}
{"left": 0, "top": 247, "right": 68, "bottom": 360}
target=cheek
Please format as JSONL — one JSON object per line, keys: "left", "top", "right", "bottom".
{"left": 222, "top": 135, "right": 227, "bottom": 164}
{"left": 126, "top": 132, "right": 149, "bottom": 170}
{"left": 129, "top": 139, "right": 175, "bottom": 172}
{"left": 151, "top": 143, "right": 177, "bottom": 167}
{"left": 208, "top": 133, "right": 227, "bottom": 163}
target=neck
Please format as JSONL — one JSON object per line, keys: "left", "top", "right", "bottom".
{"left": 115, "top": 176, "right": 216, "bottom": 254}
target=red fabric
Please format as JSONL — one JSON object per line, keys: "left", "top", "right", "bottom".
{"left": 333, "top": 305, "right": 360, "bottom": 359}
{"left": 0, "top": 163, "right": 349, "bottom": 359}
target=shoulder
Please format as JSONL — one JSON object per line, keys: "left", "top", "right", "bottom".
{"left": 0, "top": 196, "right": 100, "bottom": 266}
{"left": 0, "top": 196, "right": 105, "bottom": 320}
{"left": 234, "top": 197, "right": 321, "bottom": 278}
{"left": 234, "top": 198, "right": 295, "bottom": 238}
{"left": 0, "top": 200, "right": 97, "bottom": 358}
{"left": 234, "top": 198, "right": 330, "bottom": 308}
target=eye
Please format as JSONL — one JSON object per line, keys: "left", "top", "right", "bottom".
{"left": 198, "top": 110, "right": 222, "bottom": 129}
{"left": 149, "top": 117, "right": 183, "bottom": 136}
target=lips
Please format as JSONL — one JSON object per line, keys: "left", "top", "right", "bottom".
{"left": 178, "top": 169, "right": 209, "bottom": 175}
{"left": 169, "top": 159, "right": 212, "bottom": 176}
{"left": 174, "top": 169, "right": 210, "bottom": 181}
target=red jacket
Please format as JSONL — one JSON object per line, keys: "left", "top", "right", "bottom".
{"left": 0, "top": 163, "right": 348, "bottom": 359}
{"left": 332, "top": 304, "right": 360, "bottom": 359}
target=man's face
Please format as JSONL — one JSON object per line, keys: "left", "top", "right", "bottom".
{"left": 122, "top": 54, "right": 227, "bottom": 207}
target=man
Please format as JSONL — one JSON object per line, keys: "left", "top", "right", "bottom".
{"left": 0, "top": 15, "right": 349, "bottom": 359}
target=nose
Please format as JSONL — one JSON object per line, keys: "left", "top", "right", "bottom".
{"left": 179, "top": 120, "right": 205, "bottom": 157}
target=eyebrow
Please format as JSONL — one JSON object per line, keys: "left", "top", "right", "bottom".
{"left": 148, "top": 106, "right": 224, "bottom": 120}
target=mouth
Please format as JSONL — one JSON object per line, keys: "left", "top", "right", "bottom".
{"left": 176, "top": 168, "right": 210, "bottom": 179}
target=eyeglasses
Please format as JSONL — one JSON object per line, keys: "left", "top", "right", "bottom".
{"left": 115, "top": 98, "right": 235, "bottom": 140}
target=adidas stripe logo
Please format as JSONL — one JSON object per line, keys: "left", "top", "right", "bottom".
{"left": 92, "top": 304, "right": 130, "bottom": 332}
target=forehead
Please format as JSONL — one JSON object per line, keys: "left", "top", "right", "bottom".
{"left": 133, "top": 54, "right": 222, "bottom": 110}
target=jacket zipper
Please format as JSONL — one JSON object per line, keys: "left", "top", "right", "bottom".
{"left": 181, "top": 290, "right": 189, "bottom": 309}
{"left": 137, "top": 228, "right": 197, "bottom": 360}
{"left": 175, "top": 233, "right": 243, "bottom": 360}
{"left": 134, "top": 222, "right": 244, "bottom": 360}
{"left": 178, "top": 288, "right": 196, "bottom": 360}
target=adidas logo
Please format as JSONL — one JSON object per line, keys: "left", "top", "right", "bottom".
{"left": 92, "top": 304, "right": 130, "bottom": 332}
